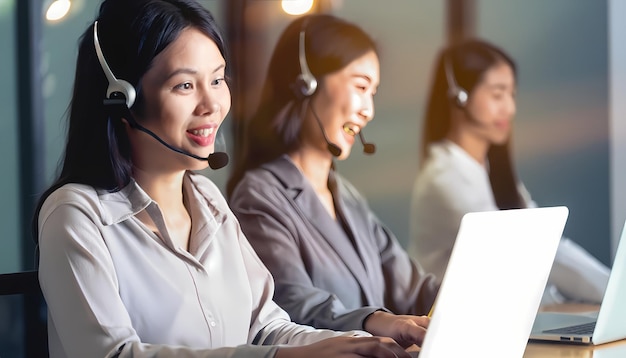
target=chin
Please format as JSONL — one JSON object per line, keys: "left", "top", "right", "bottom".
{"left": 183, "top": 156, "right": 210, "bottom": 171}
{"left": 491, "top": 134, "right": 510, "bottom": 146}
{"left": 337, "top": 148, "right": 353, "bottom": 160}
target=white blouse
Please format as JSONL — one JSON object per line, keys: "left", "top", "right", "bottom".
{"left": 408, "top": 140, "right": 610, "bottom": 305}
{"left": 38, "top": 172, "right": 366, "bottom": 358}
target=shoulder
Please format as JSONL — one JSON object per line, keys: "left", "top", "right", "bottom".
{"left": 229, "top": 166, "right": 289, "bottom": 214}
{"left": 38, "top": 184, "right": 103, "bottom": 231}
{"left": 40, "top": 183, "right": 101, "bottom": 217}
{"left": 230, "top": 158, "right": 295, "bottom": 201}
{"left": 417, "top": 142, "right": 486, "bottom": 191}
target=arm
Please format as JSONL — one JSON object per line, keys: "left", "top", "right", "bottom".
{"left": 515, "top": 182, "right": 610, "bottom": 303}
{"left": 38, "top": 188, "right": 281, "bottom": 358}
{"left": 238, "top": 224, "right": 416, "bottom": 357}
{"left": 39, "top": 193, "right": 141, "bottom": 358}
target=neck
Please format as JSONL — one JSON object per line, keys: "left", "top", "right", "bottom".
{"left": 288, "top": 147, "right": 333, "bottom": 192}
{"left": 447, "top": 113, "right": 489, "bottom": 165}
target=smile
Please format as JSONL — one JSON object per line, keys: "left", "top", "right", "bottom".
{"left": 189, "top": 128, "right": 214, "bottom": 137}
{"left": 342, "top": 123, "right": 361, "bottom": 136}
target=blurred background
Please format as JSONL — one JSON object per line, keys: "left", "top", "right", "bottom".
{"left": 1, "top": 0, "right": 625, "bottom": 356}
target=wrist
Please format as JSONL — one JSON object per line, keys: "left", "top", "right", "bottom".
{"left": 363, "top": 310, "right": 389, "bottom": 335}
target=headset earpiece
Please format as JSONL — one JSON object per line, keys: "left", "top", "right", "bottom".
{"left": 295, "top": 23, "right": 317, "bottom": 97}
{"left": 444, "top": 54, "right": 468, "bottom": 107}
{"left": 93, "top": 21, "right": 137, "bottom": 108}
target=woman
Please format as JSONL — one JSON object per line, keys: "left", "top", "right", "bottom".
{"left": 33, "top": 1, "right": 414, "bottom": 357}
{"left": 227, "top": 14, "right": 437, "bottom": 346}
{"left": 407, "top": 38, "right": 610, "bottom": 304}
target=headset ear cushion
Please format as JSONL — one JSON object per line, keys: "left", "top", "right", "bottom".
{"left": 295, "top": 73, "right": 317, "bottom": 98}
{"left": 107, "top": 79, "right": 137, "bottom": 108}
{"left": 455, "top": 88, "right": 468, "bottom": 107}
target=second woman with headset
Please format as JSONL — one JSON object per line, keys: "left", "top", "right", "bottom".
{"left": 227, "top": 14, "right": 438, "bottom": 348}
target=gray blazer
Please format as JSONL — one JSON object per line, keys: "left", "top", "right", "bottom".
{"left": 229, "top": 155, "right": 438, "bottom": 332}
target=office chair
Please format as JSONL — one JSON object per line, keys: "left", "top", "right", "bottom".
{"left": 0, "top": 270, "right": 48, "bottom": 357}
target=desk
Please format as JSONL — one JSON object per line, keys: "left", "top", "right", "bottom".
{"left": 523, "top": 304, "right": 626, "bottom": 358}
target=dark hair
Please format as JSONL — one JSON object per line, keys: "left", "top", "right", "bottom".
{"left": 226, "top": 14, "right": 377, "bottom": 198}
{"left": 421, "top": 38, "right": 524, "bottom": 210}
{"left": 32, "top": 0, "right": 227, "bottom": 241}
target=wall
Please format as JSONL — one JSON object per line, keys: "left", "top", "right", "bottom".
{"left": 477, "top": 0, "right": 611, "bottom": 264}
{"left": 33, "top": 0, "right": 617, "bottom": 267}
{"left": 609, "top": 0, "right": 626, "bottom": 258}
{"left": 0, "top": 0, "right": 19, "bottom": 273}
{"left": 324, "top": 0, "right": 613, "bottom": 266}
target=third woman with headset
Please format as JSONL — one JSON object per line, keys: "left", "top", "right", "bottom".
{"left": 407, "top": 38, "right": 610, "bottom": 305}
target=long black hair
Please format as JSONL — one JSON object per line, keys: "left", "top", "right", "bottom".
{"left": 422, "top": 38, "right": 524, "bottom": 210}
{"left": 226, "top": 14, "right": 377, "bottom": 198}
{"left": 32, "top": 0, "right": 227, "bottom": 241}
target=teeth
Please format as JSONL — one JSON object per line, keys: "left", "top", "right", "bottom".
{"left": 342, "top": 124, "right": 359, "bottom": 136}
{"left": 191, "top": 128, "right": 214, "bottom": 137}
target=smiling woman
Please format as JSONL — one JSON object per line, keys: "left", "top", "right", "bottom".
{"left": 227, "top": 13, "right": 438, "bottom": 348}
{"left": 31, "top": 1, "right": 415, "bottom": 357}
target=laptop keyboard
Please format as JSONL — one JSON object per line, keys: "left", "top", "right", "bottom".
{"left": 543, "top": 321, "right": 596, "bottom": 335}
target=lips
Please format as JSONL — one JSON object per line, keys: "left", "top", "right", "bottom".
{"left": 186, "top": 125, "right": 216, "bottom": 146}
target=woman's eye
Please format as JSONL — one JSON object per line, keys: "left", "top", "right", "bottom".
{"left": 212, "top": 78, "right": 225, "bottom": 86}
{"left": 493, "top": 92, "right": 505, "bottom": 100}
{"left": 175, "top": 82, "right": 192, "bottom": 90}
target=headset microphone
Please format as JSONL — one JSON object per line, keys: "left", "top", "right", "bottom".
{"left": 129, "top": 121, "right": 229, "bottom": 170}
{"left": 309, "top": 102, "right": 342, "bottom": 157}
{"left": 93, "top": 21, "right": 228, "bottom": 170}
{"left": 358, "top": 132, "right": 376, "bottom": 154}
{"left": 310, "top": 99, "right": 378, "bottom": 157}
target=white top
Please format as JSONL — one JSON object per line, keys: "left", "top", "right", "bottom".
{"left": 38, "top": 172, "right": 367, "bottom": 358}
{"left": 408, "top": 140, "right": 610, "bottom": 304}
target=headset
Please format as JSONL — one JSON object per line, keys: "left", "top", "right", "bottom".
{"left": 294, "top": 21, "right": 318, "bottom": 98}
{"left": 444, "top": 53, "right": 468, "bottom": 108}
{"left": 293, "top": 17, "right": 375, "bottom": 156}
{"left": 91, "top": 21, "right": 229, "bottom": 169}
{"left": 93, "top": 21, "right": 136, "bottom": 109}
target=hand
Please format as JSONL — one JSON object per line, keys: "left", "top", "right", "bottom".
{"left": 363, "top": 311, "right": 430, "bottom": 348}
{"left": 275, "top": 336, "right": 412, "bottom": 358}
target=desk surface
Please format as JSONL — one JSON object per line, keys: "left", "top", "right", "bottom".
{"left": 523, "top": 304, "right": 626, "bottom": 358}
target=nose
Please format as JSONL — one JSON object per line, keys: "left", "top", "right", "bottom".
{"left": 196, "top": 87, "right": 221, "bottom": 116}
{"left": 359, "top": 95, "right": 375, "bottom": 122}
{"left": 507, "top": 94, "right": 516, "bottom": 118}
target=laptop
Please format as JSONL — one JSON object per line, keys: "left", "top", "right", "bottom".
{"left": 529, "top": 219, "right": 626, "bottom": 345}
{"left": 416, "top": 206, "right": 568, "bottom": 358}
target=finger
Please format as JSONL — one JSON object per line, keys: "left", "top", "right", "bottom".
{"left": 397, "top": 323, "right": 428, "bottom": 347}
{"left": 351, "top": 337, "right": 412, "bottom": 358}
{"left": 416, "top": 315, "right": 430, "bottom": 329}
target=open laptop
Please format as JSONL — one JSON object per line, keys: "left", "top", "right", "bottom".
{"left": 415, "top": 206, "right": 568, "bottom": 358}
{"left": 529, "top": 219, "right": 626, "bottom": 345}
